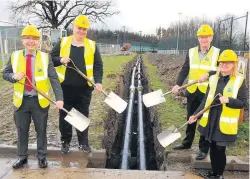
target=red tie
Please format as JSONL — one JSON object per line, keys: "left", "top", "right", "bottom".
{"left": 25, "top": 54, "right": 33, "bottom": 91}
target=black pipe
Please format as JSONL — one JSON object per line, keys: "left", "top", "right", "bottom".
{"left": 137, "top": 56, "right": 146, "bottom": 170}
{"left": 121, "top": 57, "right": 140, "bottom": 169}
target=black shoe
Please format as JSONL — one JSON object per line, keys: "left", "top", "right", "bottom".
{"left": 206, "top": 175, "right": 224, "bottom": 179}
{"left": 172, "top": 144, "right": 191, "bottom": 150}
{"left": 79, "top": 145, "right": 91, "bottom": 154}
{"left": 12, "top": 158, "right": 28, "bottom": 169}
{"left": 196, "top": 151, "right": 207, "bottom": 160}
{"left": 38, "top": 158, "right": 48, "bottom": 168}
{"left": 205, "top": 171, "right": 218, "bottom": 177}
{"left": 61, "top": 141, "right": 70, "bottom": 154}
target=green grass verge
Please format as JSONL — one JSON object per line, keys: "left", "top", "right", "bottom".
{"left": 143, "top": 53, "right": 249, "bottom": 156}
{"left": 89, "top": 54, "right": 136, "bottom": 149}
{"left": 142, "top": 54, "right": 187, "bottom": 150}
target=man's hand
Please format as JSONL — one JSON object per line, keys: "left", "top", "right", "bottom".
{"left": 60, "top": 57, "right": 71, "bottom": 65}
{"left": 188, "top": 115, "right": 197, "bottom": 124}
{"left": 95, "top": 83, "right": 102, "bottom": 93}
{"left": 198, "top": 73, "right": 209, "bottom": 83}
{"left": 172, "top": 85, "right": 180, "bottom": 95}
{"left": 56, "top": 100, "right": 64, "bottom": 110}
{"left": 219, "top": 96, "right": 229, "bottom": 104}
{"left": 13, "top": 72, "right": 25, "bottom": 81}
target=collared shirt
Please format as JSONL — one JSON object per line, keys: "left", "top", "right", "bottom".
{"left": 198, "top": 46, "right": 210, "bottom": 61}
{"left": 24, "top": 50, "right": 37, "bottom": 96}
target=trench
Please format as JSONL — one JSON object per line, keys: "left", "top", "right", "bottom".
{"left": 103, "top": 55, "right": 165, "bottom": 170}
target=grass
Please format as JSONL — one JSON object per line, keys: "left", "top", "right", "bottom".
{"left": 142, "top": 54, "right": 187, "bottom": 150}
{"left": 88, "top": 53, "right": 136, "bottom": 149}
{"left": 143, "top": 53, "right": 249, "bottom": 156}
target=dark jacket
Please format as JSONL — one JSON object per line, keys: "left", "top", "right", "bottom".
{"left": 194, "top": 75, "right": 247, "bottom": 143}
{"left": 51, "top": 39, "right": 103, "bottom": 87}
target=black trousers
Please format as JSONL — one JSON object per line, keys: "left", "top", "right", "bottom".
{"left": 59, "top": 85, "right": 92, "bottom": 146}
{"left": 14, "top": 96, "right": 49, "bottom": 160}
{"left": 182, "top": 90, "right": 209, "bottom": 153}
{"left": 210, "top": 141, "right": 226, "bottom": 175}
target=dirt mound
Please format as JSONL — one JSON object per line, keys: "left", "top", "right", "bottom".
{"left": 146, "top": 53, "right": 249, "bottom": 121}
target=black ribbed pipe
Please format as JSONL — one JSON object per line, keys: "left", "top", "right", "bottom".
{"left": 121, "top": 57, "right": 140, "bottom": 169}
{"left": 137, "top": 56, "right": 146, "bottom": 170}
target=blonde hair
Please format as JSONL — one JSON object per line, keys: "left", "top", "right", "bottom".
{"left": 218, "top": 62, "right": 238, "bottom": 77}
{"left": 230, "top": 62, "right": 238, "bottom": 77}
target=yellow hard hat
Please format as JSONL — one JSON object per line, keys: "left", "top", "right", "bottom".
{"left": 218, "top": 49, "right": 238, "bottom": 62}
{"left": 197, "top": 24, "right": 214, "bottom": 36}
{"left": 21, "top": 25, "right": 40, "bottom": 38}
{"left": 73, "top": 15, "right": 90, "bottom": 29}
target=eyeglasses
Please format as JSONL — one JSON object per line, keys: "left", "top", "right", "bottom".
{"left": 22, "top": 37, "right": 39, "bottom": 41}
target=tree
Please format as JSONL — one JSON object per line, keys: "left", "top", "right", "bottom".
{"left": 9, "top": 0, "right": 119, "bottom": 29}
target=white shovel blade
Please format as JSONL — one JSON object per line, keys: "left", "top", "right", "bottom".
{"left": 64, "top": 108, "right": 90, "bottom": 132}
{"left": 142, "top": 89, "right": 166, "bottom": 107}
{"left": 157, "top": 130, "right": 181, "bottom": 148}
{"left": 104, "top": 91, "right": 128, "bottom": 114}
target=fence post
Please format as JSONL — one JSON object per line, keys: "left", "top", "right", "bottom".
{"left": 244, "top": 12, "right": 248, "bottom": 51}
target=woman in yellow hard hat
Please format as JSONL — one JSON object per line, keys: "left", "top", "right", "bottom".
{"left": 188, "top": 49, "right": 247, "bottom": 179}
{"left": 3, "top": 25, "right": 64, "bottom": 169}
{"left": 51, "top": 15, "right": 103, "bottom": 154}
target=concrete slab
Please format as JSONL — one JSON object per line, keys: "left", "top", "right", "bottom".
{"left": 191, "top": 154, "right": 249, "bottom": 171}
{"left": 0, "top": 144, "right": 106, "bottom": 168}
{"left": 166, "top": 151, "right": 191, "bottom": 163}
{"left": 4, "top": 168, "right": 185, "bottom": 179}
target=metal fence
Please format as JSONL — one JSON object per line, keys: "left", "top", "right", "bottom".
{"left": 214, "top": 12, "right": 249, "bottom": 51}
{"left": 0, "top": 27, "right": 23, "bottom": 70}
{"left": 96, "top": 43, "right": 121, "bottom": 55}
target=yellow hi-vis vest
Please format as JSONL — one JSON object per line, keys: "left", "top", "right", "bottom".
{"left": 187, "top": 46, "right": 220, "bottom": 94}
{"left": 11, "top": 50, "right": 50, "bottom": 108}
{"left": 199, "top": 74, "right": 244, "bottom": 135}
{"left": 55, "top": 35, "right": 96, "bottom": 86}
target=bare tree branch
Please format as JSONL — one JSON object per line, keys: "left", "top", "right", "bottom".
{"left": 9, "top": 0, "right": 119, "bottom": 29}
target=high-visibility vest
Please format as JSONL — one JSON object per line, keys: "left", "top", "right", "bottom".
{"left": 199, "top": 74, "right": 244, "bottom": 135}
{"left": 187, "top": 46, "right": 220, "bottom": 94}
{"left": 11, "top": 50, "right": 50, "bottom": 108}
{"left": 55, "top": 36, "right": 95, "bottom": 86}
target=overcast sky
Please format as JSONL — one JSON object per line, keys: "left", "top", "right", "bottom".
{"left": 1, "top": 0, "right": 249, "bottom": 35}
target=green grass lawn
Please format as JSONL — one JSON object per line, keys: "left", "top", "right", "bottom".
{"left": 143, "top": 54, "right": 249, "bottom": 156}
{"left": 88, "top": 54, "right": 136, "bottom": 148}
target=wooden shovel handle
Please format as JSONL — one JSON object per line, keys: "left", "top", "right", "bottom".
{"left": 66, "top": 60, "right": 109, "bottom": 97}
{"left": 17, "top": 76, "right": 69, "bottom": 114}
{"left": 193, "top": 93, "right": 222, "bottom": 121}
{"left": 179, "top": 80, "right": 198, "bottom": 90}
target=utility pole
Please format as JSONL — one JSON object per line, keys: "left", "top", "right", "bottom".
{"left": 123, "top": 26, "right": 126, "bottom": 45}
{"left": 176, "top": 12, "right": 182, "bottom": 53}
{"left": 139, "top": 31, "right": 142, "bottom": 54}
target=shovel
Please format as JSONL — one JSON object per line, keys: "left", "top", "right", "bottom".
{"left": 64, "top": 60, "right": 128, "bottom": 114}
{"left": 18, "top": 76, "right": 90, "bottom": 132}
{"left": 143, "top": 80, "right": 198, "bottom": 108}
{"left": 157, "top": 93, "right": 222, "bottom": 147}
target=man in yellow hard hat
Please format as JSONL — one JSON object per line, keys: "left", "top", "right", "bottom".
{"left": 51, "top": 15, "right": 103, "bottom": 154}
{"left": 171, "top": 24, "right": 220, "bottom": 160}
{"left": 3, "top": 25, "right": 64, "bottom": 169}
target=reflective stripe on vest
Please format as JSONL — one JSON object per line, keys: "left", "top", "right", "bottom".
{"left": 55, "top": 35, "right": 95, "bottom": 86}
{"left": 199, "top": 74, "right": 244, "bottom": 135}
{"left": 187, "top": 46, "right": 220, "bottom": 94}
{"left": 11, "top": 50, "right": 50, "bottom": 108}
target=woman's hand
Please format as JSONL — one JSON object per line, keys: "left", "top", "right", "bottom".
{"left": 219, "top": 96, "right": 229, "bottom": 104}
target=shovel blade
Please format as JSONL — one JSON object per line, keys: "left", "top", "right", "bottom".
{"left": 104, "top": 91, "right": 128, "bottom": 113}
{"left": 64, "top": 108, "right": 90, "bottom": 132}
{"left": 157, "top": 129, "right": 181, "bottom": 148}
{"left": 143, "top": 89, "right": 166, "bottom": 107}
